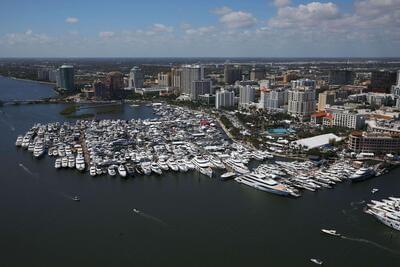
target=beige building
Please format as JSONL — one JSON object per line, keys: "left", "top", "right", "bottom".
{"left": 318, "top": 91, "right": 335, "bottom": 111}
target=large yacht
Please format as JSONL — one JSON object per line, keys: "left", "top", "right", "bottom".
{"left": 75, "top": 155, "right": 86, "bottom": 171}
{"left": 15, "top": 135, "right": 23, "bottom": 147}
{"left": 33, "top": 142, "right": 44, "bottom": 158}
{"left": 192, "top": 157, "right": 213, "bottom": 177}
{"left": 68, "top": 155, "right": 75, "bottom": 168}
{"left": 89, "top": 166, "right": 96, "bottom": 176}
{"left": 108, "top": 165, "right": 116, "bottom": 176}
{"left": 349, "top": 167, "right": 376, "bottom": 182}
{"left": 176, "top": 160, "right": 188, "bottom": 172}
{"left": 141, "top": 162, "right": 152, "bottom": 175}
{"left": 150, "top": 162, "right": 162, "bottom": 175}
{"left": 235, "top": 173, "right": 297, "bottom": 197}
{"left": 167, "top": 159, "right": 179, "bottom": 172}
{"left": 118, "top": 165, "right": 127, "bottom": 177}
{"left": 365, "top": 198, "right": 400, "bottom": 231}
{"left": 157, "top": 159, "right": 169, "bottom": 171}
{"left": 54, "top": 158, "right": 61, "bottom": 169}
{"left": 61, "top": 156, "right": 68, "bottom": 168}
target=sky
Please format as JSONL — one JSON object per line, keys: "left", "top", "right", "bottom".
{"left": 0, "top": 0, "right": 399, "bottom": 57}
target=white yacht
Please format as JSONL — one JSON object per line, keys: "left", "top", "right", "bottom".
{"left": 176, "top": 160, "right": 188, "bottom": 172}
{"left": 150, "top": 162, "right": 162, "bottom": 175}
{"left": 15, "top": 136, "right": 23, "bottom": 147}
{"left": 33, "top": 143, "right": 44, "bottom": 158}
{"left": 167, "top": 159, "right": 179, "bottom": 172}
{"left": 349, "top": 167, "right": 376, "bottom": 182}
{"left": 89, "top": 166, "right": 97, "bottom": 176}
{"left": 141, "top": 162, "right": 152, "bottom": 175}
{"left": 208, "top": 156, "right": 225, "bottom": 169}
{"left": 75, "top": 155, "right": 85, "bottom": 171}
{"left": 54, "top": 158, "right": 61, "bottom": 169}
{"left": 157, "top": 159, "right": 169, "bottom": 171}
{"left": 118, "top": 165, "right": 127, "bottom": 177}
{"left": 61, "top": 156, "right": 68, "bottom": 168}
{"left": 192, "top": 157, "right": 213, "bottom": 178}
{"left": 184, "top": 159, "right": 195, "bottom": 170}
{"left": 235, "top": 173, "right": 296, "bottom": 197}
{"left": 108, "top": 165, "right": 116, "bottom": 176}
{"left": 68, "top": 155, "right": 75, "bottom": 168}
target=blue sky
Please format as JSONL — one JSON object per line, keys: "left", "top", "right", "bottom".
{"left": 0, "top": 0, "right": 399, "bottom": 57}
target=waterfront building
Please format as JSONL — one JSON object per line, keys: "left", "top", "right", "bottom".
{"left": 58, "top": 65, "right": 75, "bottom": 91}
{"left": 370, "top": 70, "right": 397, "bottom": 92}
{"left": 349, "top": 131, "right": 400, "bottom": 154}
{"left": 190, "top": 80, "right": 212, "bottom": 100}
{"left": 318, "top": 91, "right": 335, "bottom": 111}
{"left": 287, "top": 85, "right": 316, "bottom": 117}
{"left": 181, "top": 65, "right": 204, "bottom": 95}
{"left": 37, "top": 68, "right": 49, "bottom": 81}
{"left": 171, "top": 67, "right": 183, "bottom": 91}
{"left": 239, "top": 85, "right": 255, "bottom": 107}
{"left": 328, "top": 70, "right": 354, "bottom": 85}
{"left": 224, "top": 64, "right": 242, "bottom": 84}
{"left": 259, "top": 87, "right": 286, "bottom": 111}
{"left": 105, "top": 71, "right": 124, "bottom": 98}
{"left": 158, "top": 72, "right": 171, "bottom": 87}
{"left": 48, "top": 69, "right": 58, "bottom": 82}
{"left": 93, "top": 80, "right": 109, "bottom": 99}
{"left": 215, "top": 89, "right": 235, "bottom": 109}
{"left": 129, "top": 66, "right": 144, "bottom": 89}
{"left": 322, "top": 109, "right": 365, "bottom": 129}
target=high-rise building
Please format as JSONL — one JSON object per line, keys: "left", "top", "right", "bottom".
{"left": 37, "top": 68, "right": 49, "bottom": 81}
{"left": 93, "top": 80, "right": 109, "bottom": 99}
{"left": 171, "top": 67, "right": 183, "bottom": 90}
{"left": 224, "top": 64, "right": 242, "bottom": 84}
{"left": 323, "top": 109, "right": 365, "bottom": 129}
{"left": 283, "top": 72, "right": 298, "bottom": 84}
{"left": 191, "top": 80, "right": 212, "bottom": 100}
{"left": 216, "top": 89, "right": 235, "bottom": 109}
{"left": 181, "top": 65, "right": 204, "bottom": 95}
{"left": 129, "top": 66, "right": 144, "bottom": 89}
{"left": 328, "top": 70, "right": 354, "bottom": 85}
{"left": 48, "top": 69, "right": 58, "bottom": 82}
{"left": 318, "top": 91, "right": 336, "bottom": 111}
{"left": 259, "top": 87, "right": 286, "bottom": 111}
{"left": 157, "top": 72, "right": 171, "bottom": 87}
{"left": 370, "top": 70, "right": 397, "bottom": 92}
{"left": 239, "top": 85, "right": 255, "bottom": 107}
{"left": 391, "top": 70, "right": 400, "bottom": 108}
{"left": 291, "top": 79, "right": 315, "bottom": 89}
{"left": 250, "top": 67, "right": 265, "bottom": 81}
{"left": 288, "top": 80, "right": 316, "bottom": 117}
{"left": 58, "top": 65, "right": 75, "bottom": 91}
{"left": 106, "top": 71, "right": 124, "bottom": 92}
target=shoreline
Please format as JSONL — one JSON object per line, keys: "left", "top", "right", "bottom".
{"left": 0, "top": 75, "right": 56, "bottom": 86}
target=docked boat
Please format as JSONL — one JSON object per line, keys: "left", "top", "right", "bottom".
{"left": 89, "top": 166, "right": 96, "bottom": 176}
{"left": 220, "top": 172, "right": 236, "bottom": 181}
{"left": 177, "top": 160, "right": 188, "bottom": 172}
{"left": 192, "top": 157, "right": 213, "bottom": 177}
{"left": 108, "top": 165, "right": 116, "bottom": 176}
{"left": 349, "top": 167, "right": 376, "bottom": 182}
{"left": 75, "top": 155, "right": 85, "bottom": 171}
{"left": 141, "top": 162, "right": 152, "bottom": 175}
{"left": 235, "top": 173, "right": 297, "bottom": 197}
{"left": 157, "top": 159, "right": 169, "bottom": 171}
{"left": 54, "top": 158, "right": 61, "bottom": 169}
{"left": 150, "top": 162, "right": 162, "bottom": 175}
{"left": 68, "top": 156, "right": 75, "bottom": 168}
{"left": 15, "top": 135, "right": 23, "bottom": 147}
{"left": 61, "top": 157, "right": 68, "bottom": 168}
{"left": 167, "top": 159, "right": 179, "bottom": 172}
{"left": 118, "top": 165, "right": 127, "bottom": 177}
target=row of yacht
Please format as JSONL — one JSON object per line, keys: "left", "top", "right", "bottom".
{"left": 365, "top": 197, "right": 400, "bottom": 231}
{"left": 15, "top": 104, "right": 274, "bottom": 180}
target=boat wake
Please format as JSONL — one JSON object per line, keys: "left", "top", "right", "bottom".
{"left": 19, "top": 163, "right": 37, "bottom": 177}
{"left": 340, "top": 235, "right": 400, "bottom": 255}
{"left": 133, "top": 209, "right": 167, "bottom": 226}
{"left": 0, "top": 117, "right": 15, "bottom": 131}
{"left": 19, "top": 163, "right": 79, "bottom": 202}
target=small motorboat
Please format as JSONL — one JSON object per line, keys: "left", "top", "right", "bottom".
{"left": 321, "top": 229, "right": 341, "bottom": 237}
{"left": 310, "top": 258, "right": 323, "bottom": 265}
{"left": 371, "top": 188, "right": 379, "bottom": 194}
{"left": 133, "top": 208, "right": 140, "bottom": 214}
{"left": 72, "top": 196, "right": 80, "bottom": 202}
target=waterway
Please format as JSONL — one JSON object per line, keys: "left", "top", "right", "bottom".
{"left": 0, "top": 76, "right": 399, "bottom": 267}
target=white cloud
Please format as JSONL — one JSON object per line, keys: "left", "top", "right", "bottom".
{"left": 185, "top": 26, "right": 215, "bottom": 35}
{"left": 218, "top": 10, "right": 257, "bottom": 29}
{"left": 65, "top": 17, "right": 79, "bottom": 24}
{"left": 150, "top": 23, "right": 174, "bottom": 33}
{"left": 273, "top": 0, "right": 291, "bottom": 8}
{"left": 0, "top": 30, "right": 53, "bottom": 45}
{"left": 269, "top": 2, "right": 339, "bottom": 28}
{"left": 210, "top": 6, "right": 232, "bottom": 15}
{"left": 99, "top": 31, "right": 115, "bottom": 38}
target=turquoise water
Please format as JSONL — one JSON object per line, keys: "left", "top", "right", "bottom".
{"left": 267, "top": 128, "right": 294, "bottom": 135}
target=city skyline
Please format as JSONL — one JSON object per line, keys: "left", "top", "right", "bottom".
{"left": 0, "top": 0, "right": 399, "bottom": 58}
